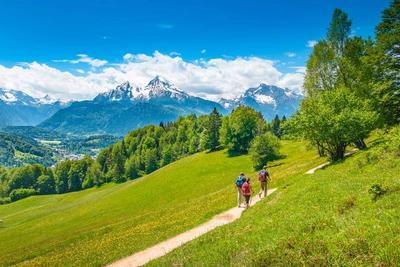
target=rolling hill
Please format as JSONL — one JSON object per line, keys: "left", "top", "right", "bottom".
{"left": 0, "top": 129, "right": 399, "bottom": 266}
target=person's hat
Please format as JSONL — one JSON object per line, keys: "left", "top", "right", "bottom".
{"left": 263, "top": 165, "right": 267, "bottom": 169}
{"left": 240, "top": 172, "right": 244, "bottom": 175}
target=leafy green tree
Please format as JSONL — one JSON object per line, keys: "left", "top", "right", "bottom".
{"left": 161, "top": 145, "right": 174, "bottom": 166}
{"left": 145, "top": 148, "right": 158, "bottom": 173}
{"left": 249, "top": 132, "right": 282, "bottom": 169}
{"left": 68, "top": 163, "right": 83, "bottom": 192}
{"left": 284, "top": 87, "right": 378, "bottom": 161}
{"left": 371, "top": 0, "right": 400, "bottom": 125}
{"left": 124, "top": 155, "right": 139, "bottom": 180}
{"left": 37, "top": 174, "right": 56, "bottom": 194}
{"left": 206, "top": 107, "right": 223, "bottom": 150}
{"left": 220, "top": 106, "right": 261, "bottom": 152}
{"left": 54, "top": 160, "right": 71, "bottom": 194}
{"left": 83, "top": 161, "right": 103, "bottom": 189}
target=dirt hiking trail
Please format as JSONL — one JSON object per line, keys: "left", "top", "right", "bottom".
{"left": 108, "top": 188, "right": 278, "bottom": 267}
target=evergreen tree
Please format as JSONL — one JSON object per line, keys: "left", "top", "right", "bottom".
{"left": 206, "top": 107, "right": 223, "bottom": 150}
{"left": 372, "top": 0, "right": 400, "bottom": 125}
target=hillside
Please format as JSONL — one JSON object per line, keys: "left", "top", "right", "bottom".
{"left": 0, "top": 129, "right": 399, "bottom": 266}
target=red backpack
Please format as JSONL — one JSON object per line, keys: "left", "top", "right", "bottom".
{"left": 242, "top": 182, "right": 251, "bottom": 194}
{"left": 258, "top": 171, "right": 266, "bottom": 182}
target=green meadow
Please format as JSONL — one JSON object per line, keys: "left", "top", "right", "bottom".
{"left": 0, "top": 132, "right": 399, "bottom": 266}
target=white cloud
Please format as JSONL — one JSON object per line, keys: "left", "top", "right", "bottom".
{"left": 76, "top": 69, "right": 85, "bottom": 74}
{"left": 156, "top": 24, "right": 174, "bottom": 29}
{"left": 285, "top": 52, "right": 296, "bottom": 57}
{"left": 53, "top": 54, "right": 108, "bottom": 67}
{"left": 201, "top": 49, "right": 206, "bottom": 54}
{"left": 170, "top": 52, "right": 181, "bottom": 56}
{"left": 306, "top": 40, "right": 318, "bottom": 48}
{"left": 0, "top": 52, "right": 305, "bottom": 102}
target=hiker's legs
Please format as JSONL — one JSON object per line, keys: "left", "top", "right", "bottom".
{"left": 265, "top": 182, "right": 268, "bottom": 196}
{"left": 244, "top": 195, "right": 250, "bottom": 209}
{"left": 259, "top": 182, "right": 266, "bottom": 197}
{"left": 237, "top": 187, "right": 242, "bottom": 207}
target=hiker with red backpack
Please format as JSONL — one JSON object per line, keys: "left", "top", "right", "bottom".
{"left": 241, "top": 178, "right": 254, "bottom": 209}
{"left": 258, "top": 165, "right": 270, "bottom": 198}
{"left": 235, "top": 172, "right": 247, "bottom": 207}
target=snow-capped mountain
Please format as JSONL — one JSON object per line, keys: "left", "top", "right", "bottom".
{"left": 0, "top": 88, "right": 71, "bottom": 126}
{"left": 94, "top": 76, "right": 226, "bottom": 114}
{"left": 94, "top": 76, "right": 190, "bottom": 104}
{"left": 219, "top": 84, "right": 303, "bottom": 122}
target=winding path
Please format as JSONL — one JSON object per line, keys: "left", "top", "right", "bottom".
{"left": 108, "top": 188, "right": 278, "bottom": 267}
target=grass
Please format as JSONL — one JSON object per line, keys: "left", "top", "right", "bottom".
{"left": 146, "top": 134, "right": 400, "bottom": 266}
{"left": 0, "top": 142, "right": 319, "bottom": 267}
{"left": 2, "top": 132, "right": 398, "bottom": 267}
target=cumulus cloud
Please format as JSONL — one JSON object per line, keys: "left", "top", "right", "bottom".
{"left": 285, "top": 52, "right": 296, "bottom": 57}
{"left": 53, "top": 54, "right": 108, "bottom": 67}
{"left": 0, "top": 52, "right": 305, "bottom": 102}
{"left": 170, "top": 51, "right": 181, "bottom": 56}
{"left": 306, "top": 40, "right": 318, "bottom": 48}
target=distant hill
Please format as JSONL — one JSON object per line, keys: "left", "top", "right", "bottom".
{"left": 0, "top": 132, "right": 55, "bottom": 167}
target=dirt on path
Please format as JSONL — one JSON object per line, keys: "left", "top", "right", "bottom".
{"left": 107, "top": 188, "right": 278, "bottom": 267}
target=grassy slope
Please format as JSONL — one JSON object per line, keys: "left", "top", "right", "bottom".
{"left": 148, "top": 139, "right": 400, "bottom": 266}
{"left": 0, "top": 142, "right": 322, "bottom": 267}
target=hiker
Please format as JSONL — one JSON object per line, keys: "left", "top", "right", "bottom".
{"left": 258, "top": 165, "right": 270, "bottom": 198}
{"left": 242, "top": 178, "right": 254, "bottom": 209}
{"left": 235, "top": 172, "right": 246, "bottom": 207}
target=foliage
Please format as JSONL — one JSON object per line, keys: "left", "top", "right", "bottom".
{"left": 248, "top": 132, "right": 282, "bottom": 169}
{"left": 284, "top": 87, "right": 378, "bottom": 161}
{"left": 370, "top": 0, "right": 400, "bottom": 126}
{"left": 368, "top": 183, "right": 388, "bottom": 201}
{"left": 9, "top": 188, "right": 36, "bottom": 202}
{"left": 219, "top": 106, "right": 262, "bottom": 152}
{"left": 205, "top": 107, "right": 223, "bottom": 150}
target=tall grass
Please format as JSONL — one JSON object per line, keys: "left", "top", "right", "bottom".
{"left": 0, "top": 142, "right": 320, "bottom": 267}
{"left": 147, "top": 133, "right": 400, "bottom": 266}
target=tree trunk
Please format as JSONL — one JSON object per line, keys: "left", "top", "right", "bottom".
{"left": 354, "top": 138, "right": 367, "bottom": 150}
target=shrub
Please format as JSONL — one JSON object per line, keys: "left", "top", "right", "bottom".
{"left": 9, "top": 188, "right": 36, "bottom": 202}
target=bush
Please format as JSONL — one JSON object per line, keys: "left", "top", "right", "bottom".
{"left": 0, "top": 197, "right": 11, "bottom": 205}
{"left": 9, "top": 188, "right": 36, "bottom": 202}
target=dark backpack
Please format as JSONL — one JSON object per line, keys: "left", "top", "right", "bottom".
{"left": 236, "top": 176, "right": 246, "bottom": 187}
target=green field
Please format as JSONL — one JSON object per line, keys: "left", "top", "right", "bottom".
{"left": 0, "top": 133, "right": 399, "bottom": 266}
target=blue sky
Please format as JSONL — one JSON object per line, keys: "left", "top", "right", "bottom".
{"left": 0, "top": 0, "right": 391, "bottom": 101}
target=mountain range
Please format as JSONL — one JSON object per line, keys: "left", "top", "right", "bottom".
{"left": 0, "top": 88, "right": 70, "bottom": 126}
{"left": 1, "top": 76, "right": 302, "bottom": 135}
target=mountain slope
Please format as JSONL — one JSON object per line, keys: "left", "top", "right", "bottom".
{"left": 0, "top": 88, "right": 70, "bottom": 126}
{"left": 95, "top": 76, "right": 227, "bottom": 115}
{"left": 1, "top": 132, "right": 398, "bottom": 266}
{"left": 220, "top": 84, "right": 303, "bottom": 121}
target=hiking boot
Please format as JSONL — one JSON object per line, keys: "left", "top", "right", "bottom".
{"left": 258, "top": 193, "right": 261, "bottom": 198}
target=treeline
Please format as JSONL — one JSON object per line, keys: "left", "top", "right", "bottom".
{"left": 0, "top": 107, "right": 286, "bottom": 204}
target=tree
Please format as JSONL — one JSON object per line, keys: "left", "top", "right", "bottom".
{"left": 284, "top": 87, "right": 378, "bottom": 161}
{"left": 219, "top": 106, "right": 261, "bottom": 152}
{"left": 249, "top": 132, "right": 282, "bottom": 169}
{"left": 54, "top": 160, "right": 71, "bottom": 194}
{"left": 206, "top": 107, "right": 223, "bottom": 150}
{"left": 304, "top": 8, "right": 374, "bottom": 150}
{"left": 371, "top": 0, "right": 400, "bottom": 125}
{"left": 83, "top": 161, "right": 103, "bottom": 189}
{"left": 37, "top": 174, "right": 56, "bottom": 194}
